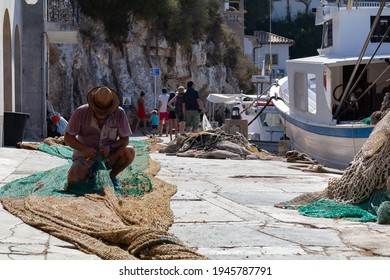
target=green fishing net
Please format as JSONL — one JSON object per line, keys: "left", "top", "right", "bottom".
{"left": 297, "top": 188, "right": 390, "bottom": 223}
{"left": 297, "top": 199, "right": 377, "bottom": 222}
{"left": 278, "top": 111, "right": 390, "bottom": 224}
{"left": 0, "top": 140, "right": 153, "bottom": 198}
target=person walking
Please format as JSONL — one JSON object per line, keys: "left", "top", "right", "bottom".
{"left": 135, "top": 90, "right": 147, "bottom": 134}
{"left": 182, "top": 81, "right": 205, "bottom": 133}
{"left": 168, "top": 86, "right": 186, "bottom": 135}
{"left": 167, "top": 90, "right": 178, "bottom": 140}
{"left": 158, "top": 87, "right": 170, "bottom": 136}
{"left": 64, "top": 86, "right": 135, "bottom": 190}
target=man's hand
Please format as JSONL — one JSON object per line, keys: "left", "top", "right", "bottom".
{"left": 65, "top": 132, "right": 97, "bottom": 160}
{"left": 99, "top": 146, "right": 111, "bottom": 159}
{"left": 83, "top": 146, "right": 98, "bottom": 159}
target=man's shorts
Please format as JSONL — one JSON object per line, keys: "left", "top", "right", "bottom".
{"left": 159, "top": 112, "right": 169, "bottom": 122}
{"left": 72, "top": 157, "right": 96, "bottom": 170}
{"left": 185, "top": 110, "right": 200, "bottom": 130}
{"left": 72, "top": 157, "right": 112, "bottom": 177}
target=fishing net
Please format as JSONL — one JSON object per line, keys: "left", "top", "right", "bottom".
{"left": 1, "top": 140, "right": 152, "bottom": 197}
{"left": 276, "top": 111, "right": 390, "bottom": 224}
{"left": 161, "top": 129, "right": 278, "bottom": 160}
{"left": 0, "top": 139, "right": 206, "bottom": 260}
{"left": 297, "top": 199, "right": 377, "bottom": 222}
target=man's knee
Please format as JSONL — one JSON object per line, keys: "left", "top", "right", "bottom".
{"left": 68, "top": 165, "right": 89, "bottom": 182}
{"left": 126, "top": 146, "right": 136, "bottom": 162}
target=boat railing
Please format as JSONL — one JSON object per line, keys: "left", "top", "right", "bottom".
{"left": 247, "top": 96, "right": 278, "bottom": 126}
{"left": 326, "top": 0, "right": 390, "bottom": 8}
{"left": 239, "top": 83, "right": 276, "bottom": 116}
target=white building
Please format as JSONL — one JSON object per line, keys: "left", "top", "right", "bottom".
{"left": 271, "top": 0, "right": 322, "bottom": 20}
{"left": 244, "top": 31, "right": 295, "bottom": 79}
{"left": 0, "top": 1, "right": 24, "bottom": 146}
{"left": 0, "top": 0, "right": 77, "bottom": 147}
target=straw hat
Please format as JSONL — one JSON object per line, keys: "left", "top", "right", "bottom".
{"left": 87, "top": 86, "right": 120, "bottom": 115}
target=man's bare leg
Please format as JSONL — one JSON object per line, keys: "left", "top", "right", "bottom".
{"left": 109, "top": 146, "right": 135, "bottom": 179}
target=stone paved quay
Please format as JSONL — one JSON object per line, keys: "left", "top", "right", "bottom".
{"left": 1, "top": 134, "right": 390, "bottom": 260}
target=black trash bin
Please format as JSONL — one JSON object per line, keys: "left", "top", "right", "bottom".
{"left": 3, "top": 112, "right": 30, "bottom": 146}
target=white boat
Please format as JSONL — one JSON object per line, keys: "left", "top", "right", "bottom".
{"left": 269, "top": 0, "right": 390, "bottom": 169}
{"left": 207, "top": 93, "right": 285, "bottom": 152}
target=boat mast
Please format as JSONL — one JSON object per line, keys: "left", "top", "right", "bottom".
{"left": 333, "top": 0, "right": 387, "bottom": 120}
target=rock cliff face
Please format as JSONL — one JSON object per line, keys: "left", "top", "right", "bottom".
{"left": 48, "top": 16, "right": 240, "bottom": 127}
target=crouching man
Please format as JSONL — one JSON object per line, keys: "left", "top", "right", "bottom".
{"left": 64, "top": 86, "right": 135, "bottom": 190}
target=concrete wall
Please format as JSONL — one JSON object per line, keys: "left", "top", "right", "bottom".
{"left": 22, "top": 1, "right": 45, "bottom": 140}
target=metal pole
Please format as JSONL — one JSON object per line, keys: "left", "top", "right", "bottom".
{"left": 333, "top": 0, "right": 386, "bottom": 119}
{"left": 154, "top": 75, "right": 157, "bottom": 109}
{"left": 256, "top": 83, "right": 259, "bottom": 111}
{"left": 349, "top": 24, "right": 390, "bottom": 98}
{"left": 357, "top": 63, "right": 390, "bottom": 103}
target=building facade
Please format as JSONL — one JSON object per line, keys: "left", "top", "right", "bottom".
{"left": 245, "top": 31, "right": 295, "bottom": 79}
{"left": 0, "top": 1, "right": 45, "bottom": 146}
{"left": 220, "top": 0, "right": 246, "bottom": 49}
{"left": 0, "top": 0, "right": 78, "bottom": 147}
{"left": 1, "top": 1, "right": 24, "bottom": 146}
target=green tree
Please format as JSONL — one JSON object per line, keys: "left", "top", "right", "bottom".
{"left": 78, "top": 0, "right": 222, "bottom": 50}
{"left": 244, "top": 0, "right": 271, "bottom": 35}
{"left": 179, "top": 0, "right": 210, "bottom": 40}
{"left": 297, "top": 0, "right": 312, "bottom": 14}
{"left": 258, "top": 12, "right": 321, "bottom": 58}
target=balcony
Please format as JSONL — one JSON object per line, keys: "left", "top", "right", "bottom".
{"left": 45, "top": 0, "right": 79, "bottom": 44}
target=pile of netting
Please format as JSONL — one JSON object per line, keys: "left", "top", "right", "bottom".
{"left": 0, "top": 139, "right": 206, "bottom": 260}
{"left": 160, "top": 128, "right": 278, "bottom": 160}
{"left": 275, "top": 111, "right": 390, "bottom": 224}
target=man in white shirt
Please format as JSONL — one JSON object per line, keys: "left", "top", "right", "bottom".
{"left": 158, "top": 87, "right": 170, "bottom": 136}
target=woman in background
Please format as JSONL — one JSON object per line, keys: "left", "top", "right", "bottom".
{"left": 168, "top": 86, "right": 186, "bottom": 135}
{"left": 135, "top": 91, "right": 147, "bottom": 134}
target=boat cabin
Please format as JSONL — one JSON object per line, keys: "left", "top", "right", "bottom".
{"left": 207, "top": 93, "right": 285, "bottom": 144}
{"left": 286, "top": 2, "right": 390, "bottom": 124}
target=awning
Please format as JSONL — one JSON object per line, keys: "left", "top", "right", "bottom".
{"left": 207, "top": 93, "right": 256, "bottom": 104}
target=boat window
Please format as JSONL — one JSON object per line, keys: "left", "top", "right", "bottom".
{"left": 308, "top": 74, "right": 317, "bottom": 114}
{"left": 371, "top": 16, "right": 390, "bottom": 43}
{"left": 294, "top": 72, "right": 317, "bottom": 114}
{"left": 260, "top": 112, "right": 283, "bottom": 127}
{"left": 322, "top": 20, "right": 333, "bottom": 48}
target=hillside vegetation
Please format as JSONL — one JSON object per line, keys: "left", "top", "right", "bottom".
{"left": 77, "top": 0, "right": 255, "bottom": 92}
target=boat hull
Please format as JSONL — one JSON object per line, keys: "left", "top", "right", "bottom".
{"left": 267, "top": 3, "right": 388, "bottom": 169}
{"left": 282, "top": 114, "right": 373, "bottom": 169}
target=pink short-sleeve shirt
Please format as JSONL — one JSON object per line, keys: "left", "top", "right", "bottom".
{"left": 65, "top": 104, "right": 131, "bottom": 159}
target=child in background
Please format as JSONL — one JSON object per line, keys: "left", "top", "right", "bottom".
{"left": 150, "top": 110, "right": 159, "bottom": 137}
